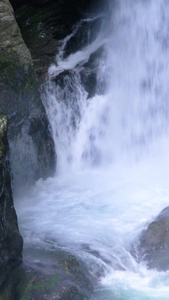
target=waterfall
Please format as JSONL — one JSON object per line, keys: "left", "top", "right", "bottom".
{"left": 16, "top": 0, "right": 169, "bottom": 299}
{"left": 42, "top": 0, "right": 169, "bottom": 172}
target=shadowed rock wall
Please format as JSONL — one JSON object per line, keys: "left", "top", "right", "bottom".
{"left": 0, "top": 0, "right": 56, "bottom": 191}
{"left": 0, "top": 115, "right": 23, "bottom": 291}
{"left": 11, "top": 0, "right": 105, "bottom": 82}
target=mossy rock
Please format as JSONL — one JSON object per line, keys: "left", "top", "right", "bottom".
{"left": 20, "top": 271, "right": 60, "bottom": 300}
{"left": 20, "top": 267, "right": 89, "bottom": 300}
{"left": 0, "top": 260, "right": 90, "bottom": 300}
{"left": 13, "top": 246, "right": 94, "bottom": 300}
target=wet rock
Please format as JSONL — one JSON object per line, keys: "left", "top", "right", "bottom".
{"left": 13, "top": 0, "right": 105, "bottom": 83}
{"left": 0, "top": 245, "right": 94, "bottom": 299}
{"left": 80, "top": 46, "right": 105, "bottom": 98}
{"left": 136, "top": 206, "right": 169, "bottom": 271}
{"left": 0, "top": 115, "right": 23, "bottom": 295}
{"left": 51, "top": 46, "right": 105, "bottom": 100}
{"left": 0, "top": 0, "right": 55, "bottom": 191}
{"left": 11, "top": 247, "right": 94, "bottom": 300}
{"left": 19, "top": 266, "right": 88, "bottom": 300}
{"left": 63, "top": 17, "right": 102, "bottom": 59}
{"left": 14, "top": 1, "right": 84, "bottom": 82}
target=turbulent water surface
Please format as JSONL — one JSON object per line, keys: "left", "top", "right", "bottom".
{"left": 15, "top": 0, "right": 169, "bottom": 299}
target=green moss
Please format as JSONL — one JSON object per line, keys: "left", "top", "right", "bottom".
{"left": 20, "top": 273, "right": 59, "bottom": 300}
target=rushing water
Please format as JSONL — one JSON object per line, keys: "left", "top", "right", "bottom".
{"left": 16, "top": 0, "right": 169, "bottom": 299}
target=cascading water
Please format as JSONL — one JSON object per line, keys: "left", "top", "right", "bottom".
{"left": 16, "top": 0, "right": 169, "bottom": 299}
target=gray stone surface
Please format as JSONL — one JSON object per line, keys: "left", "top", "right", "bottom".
{"left": 137, "top": 206, "right": 169, "bottom": 271}
{"left": 0, "top": 0, "right": 55, "bottom": 191}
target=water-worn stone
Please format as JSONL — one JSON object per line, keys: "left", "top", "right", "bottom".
{"left": 0, "top": 0, "right": 55, "bottom": 191}
{"left": 21, "top": 247, "right": 94, "bottom": 300}
{"left": 0, "top": 115, "right": 23, "bottom": 294}
{"left": 136, "top": 206, "right": 169, "bottom": 271}
{"left": 0, "top": 247, "right": 93, "bottom": 300}
{"left": 19, "top": 262, "right": 90, "bottom": 300}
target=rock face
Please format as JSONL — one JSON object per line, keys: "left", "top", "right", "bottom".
{"left": 12, "top": 0, "right": 105, "bottom": 82}
{"left": 137, "top": 206, "right": 169, "bottom": 271}
{"left": 0, "top": 0, "right": 55, "bottom": 191}
{"left": 0, "top": 115, "right": 23, "bottom": 289}
{"left": 14, "top": 1, "right": 77, "bottom": 82}
{"left": 10, "top": 0, "right": 100, "bottom": 10}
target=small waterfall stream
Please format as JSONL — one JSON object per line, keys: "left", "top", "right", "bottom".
{"left": 15, "top": 0, "right": 169, "bottom": 299}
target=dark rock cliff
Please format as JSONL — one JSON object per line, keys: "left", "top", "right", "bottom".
{"left": 11, "top": 0, "right": 105, "bottom": 82}
{"left": 0, "top": 115, "right": 23, "bottom": 292}
{"left": 0, "top": 0, "right": 56, "bottom": 191}
{"left": 10, "top": 0, "right": 103, "bottom": 13}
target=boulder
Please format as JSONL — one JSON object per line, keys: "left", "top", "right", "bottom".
{"left": 0, "top": 115, "right": 23, "bottom": 291}
{"left": 0, "top": 247, "right": 94, "bottom": 300}
{"left": 19, "top": 251, "right": 93, "bottom": 300}
{"left": 0, "top": 0, "right": 55, "bottom": 191}
{"left": 136, "top": 206, "right": 169, "bottom": 271}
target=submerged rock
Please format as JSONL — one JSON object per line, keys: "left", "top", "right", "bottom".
{"left": 136, "top": 206, "right": 169, "bottom": 271}
{"left": 0, "top": 115, "right": 23, "bottom": 293}
{"left": 7, "top": 248, "right": 94, "bottom": 300}
{"left": 19, "top": 263, "right": 90, "bottom": 300}
{"left": 0, "top": 0, "right": 55, "bottom": 191}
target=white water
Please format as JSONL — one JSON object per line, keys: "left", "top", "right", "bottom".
{"left": 16, "top": 0, "right": 169, "bottom": 299}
